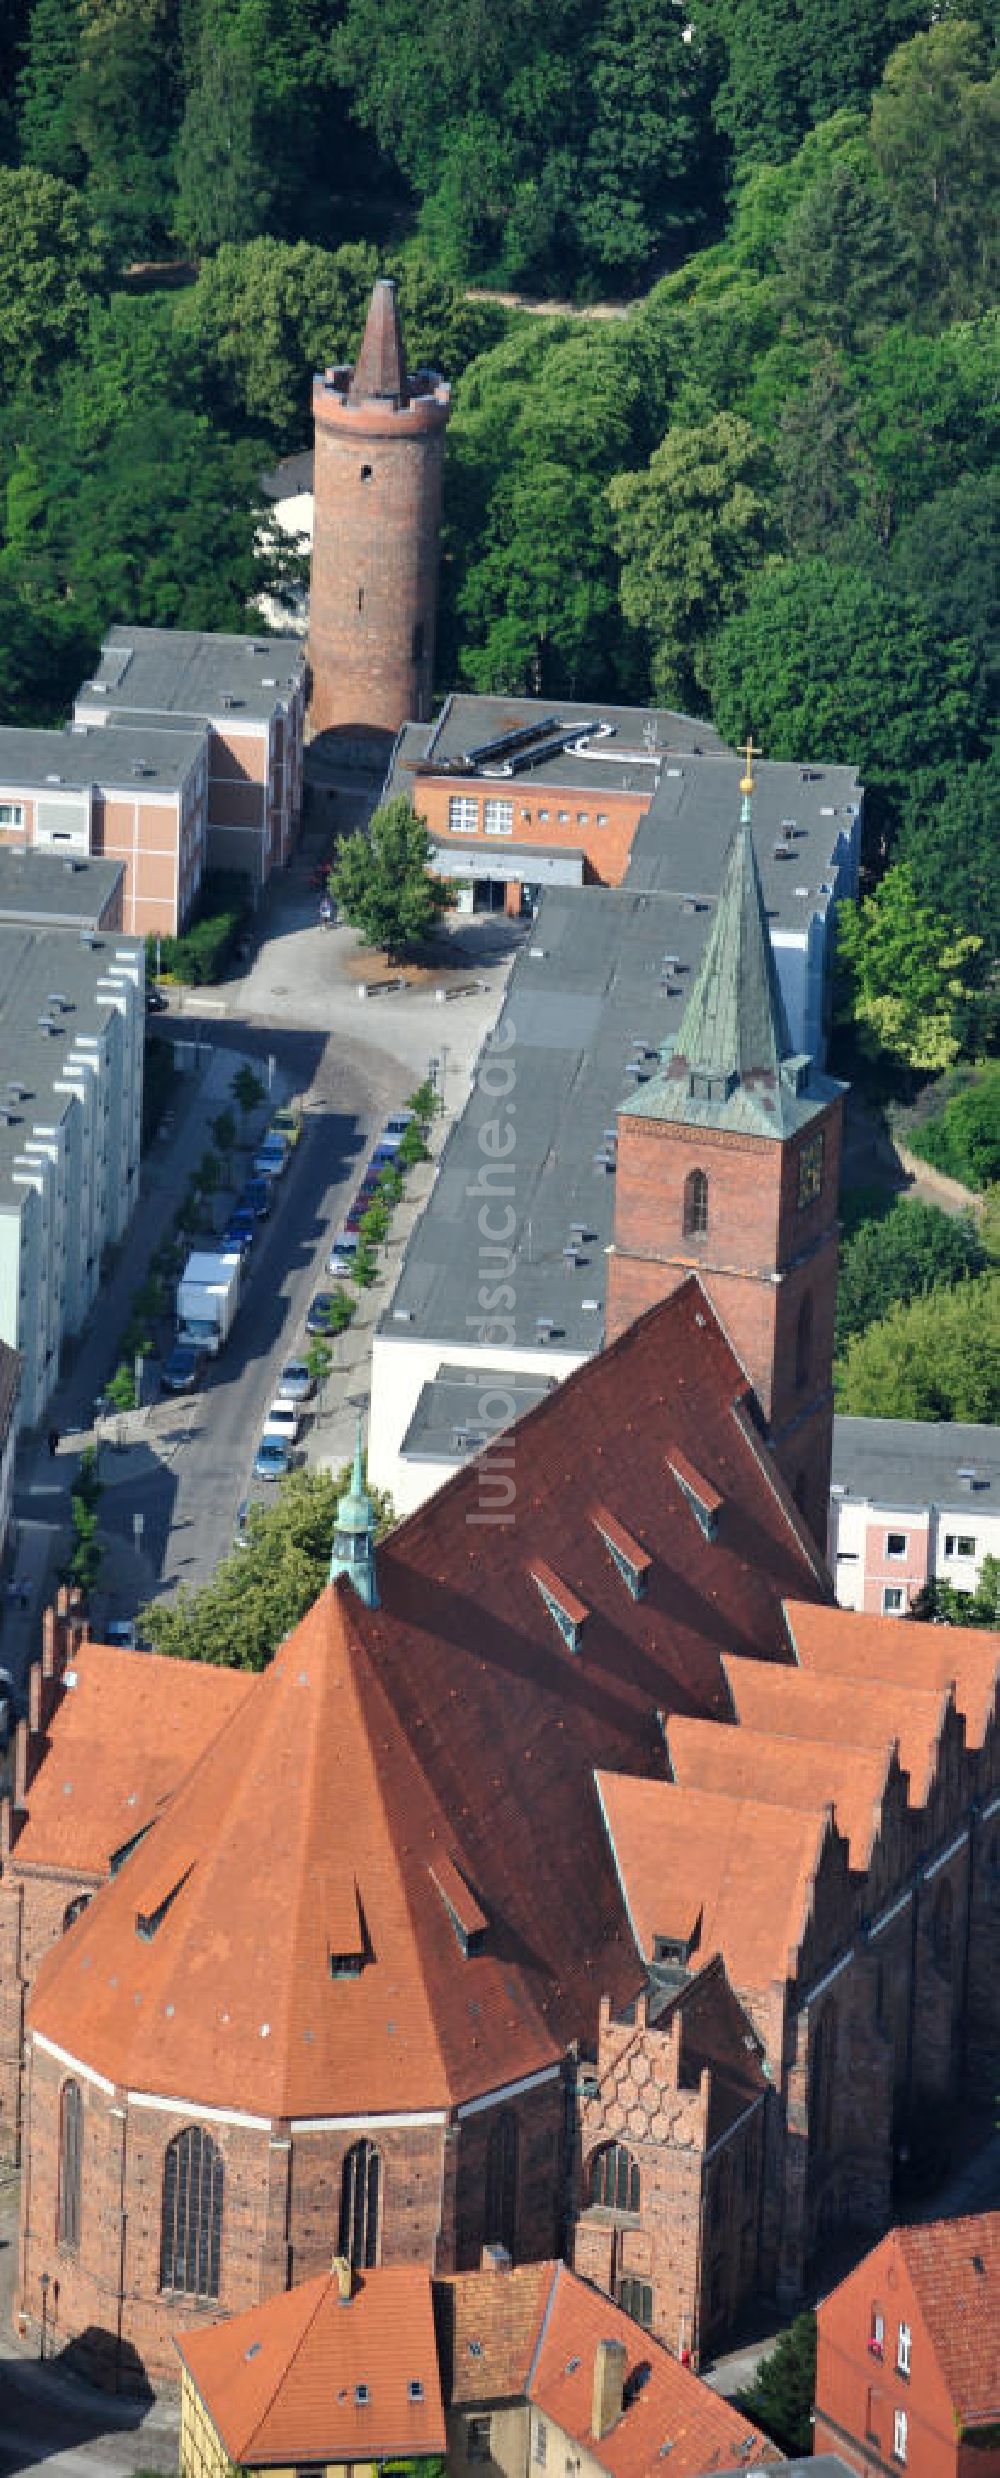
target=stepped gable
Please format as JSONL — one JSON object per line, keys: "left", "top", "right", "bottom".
{"left": 595, "top": 1772, "right": 846, "bottom": 1990}
{"left": 723, "top": 1656, "right": 954, "bottom": 1810}
{"left": 785, "top": 1599, "right": 1000, "bottom": 1750}
{"left": 28, "top": 1586, "right": 559, "bottom": 2116}
{"left": 650, "top": 1956, "right": 768, "bottom": 2144}
{"left": 666, "top": 1713, "right": 898, "bottom": 1870}
{"left": 527, "top": 2262, "right": 776, "bottom": 2477}
{"left": 11, "top": 1642, "right": 251, "bottom": 1875}
{"left": 894, "top": 2212, "right": 1000, "bottom": 2429}
{"left": 349, "top": 276, "right": 409, "bottom": 405}
{"left": 176, "top": 2265, "right": 445, "bottom": 2465}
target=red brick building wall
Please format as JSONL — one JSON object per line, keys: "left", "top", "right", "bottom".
{"left": 814, "top": 2233, "right": 1000, "bottom": 2478}
{"left": 309, "top": 387, "right": 450, "bottom": 737}
{"left": 412, "top": 777, "right": 651, "bottom": 889}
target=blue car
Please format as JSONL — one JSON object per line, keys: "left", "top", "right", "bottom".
{"left": 239, "top": 1178, "right": 272, "bottom": 1220}
{"left": 253, "top": 1434, "right": 290, "bottom": 1482}
{"left": 222, "top": 1220, "right": 254, "bottom": 1257}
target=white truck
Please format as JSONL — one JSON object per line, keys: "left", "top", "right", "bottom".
{"left": 176, "top": 1249, "right": 241, "bottom": 1356}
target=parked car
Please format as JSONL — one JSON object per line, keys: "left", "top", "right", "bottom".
{"left": 305, "top": 1291, "right": 337, "bottom": 1335}
{"left": 239, "top": 1178, "right": 272, "bottom": 1220}
{"left": 276, "top": 1360, "right": 314, "bottom": 1403}
{"left": 263, "top": 1399, "right": 300, "bottom": 1445}
{"left": 161, "top": 1342, "right": 204, "bottom": 1393}
{"left": 253, "top": 1434, "right": 291, "bottom": 1482}
{"left": 221, "top": 1220, "right": 253, "bottom": 1258}
{"left": 103, "top": 1618, "right": 138, "bottom": 1649}
{"left": 233, "top": 1499, "right": 252, "bottom": 1550}
{"left": 327, "top": 1232, "right": 358, "bottom": 1277}
{"left": 270, "top": 1106, "right": 302, "bottom": 1148}
{"left": 145, "top": 987, "right": 169, "bottom": 1014}
{"left": 370, "top": 1140, "right": 402, "bottom": 1170}
{"left": 252, "top": 1136, "right": 288, "bottom": 1182}
{"left": 385, "top": 1110, "right": 415, "bottom": 1136}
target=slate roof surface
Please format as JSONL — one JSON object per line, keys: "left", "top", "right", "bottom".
{"left": 895, "top": 2212, "right": 1000, "bottom": 2426}
{"left": 832, "top": 1412, "right": 1000, "bottom": 1510}
{"left": 177, "top": 2264, "right": 445, "bottom": 2464}
{"left": 11, "top": 1644, "right": 251, "bottom": 1879}
{"left": 596, "top": 1772, "right": 841, "bottom": 1991}
{"left": 723, "top": 1656, "right": 952, "bottom": 1809}
{"left": 666, "top": 1714, "right": 897, "bottom": 1871}
{"left": 30, "top": 1282, "right": 827, "bottom": 2114}
{"left": 784, "top": 1600, "right": 1000, "bottom": 1752}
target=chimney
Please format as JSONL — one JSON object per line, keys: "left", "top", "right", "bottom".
{"left": 331, "top": 2255, "right": 353, "bottom": 2303}
{"left": 592, "top": 2338, "right": 627, "bottom": 2440}
{"left": 481, "top": 2243, "right": 512, "bottom": 2273}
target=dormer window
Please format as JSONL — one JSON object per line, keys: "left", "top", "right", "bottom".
{"left": 328, "top": 1883, "right": 366, "bottom": 1978}
{"left": 135, "top": 1862, "right": 194, "bottom": 1941}
{"left": 668, "top": 1451, "right": 722, "bottom": 1542}
{"left": 531, "top": 1560, "right": 588, "bottom": 1652}
{"left": 592, "top": 1506, "right": 650, "bottom": 1601}
{"left": 430, "top": 1854, "right": 487, "bottom": 1957}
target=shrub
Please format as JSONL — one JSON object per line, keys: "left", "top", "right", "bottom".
{"left": 906, "top": 1063, "right": 1000, "bottom": 1191}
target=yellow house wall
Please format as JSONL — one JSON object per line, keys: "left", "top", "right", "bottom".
{"left": 180, "top": 2370, "right": 386, "bottom": 2478}
{"left": 446, "top": 2402, "right": 529, "bottom": 2478}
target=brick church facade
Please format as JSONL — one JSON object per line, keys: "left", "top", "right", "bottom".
{"left": 2, "top": 813, "right": 998, "bottom": 2391}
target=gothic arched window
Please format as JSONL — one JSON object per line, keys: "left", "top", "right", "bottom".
{"left": 340, "top": 2138, "right": 382, "bottom": 2270}
{"left": 485, "top": 2110, "right": 518, "bottom": 2256}
{"left": 683, "top": 1168, "right": 709, "bottom": 1237}
{"left": 58, "top": 2079, "right": 82, "bottom": 2252}
{"left": 590, "top": 2142, "right": 640, "bottom": 2215}
{"left": 159, "top": 2126, "right": 224, "bottom": 2297}
{"left": 795, "top": 1292, "right": 813, "bottom": 1391}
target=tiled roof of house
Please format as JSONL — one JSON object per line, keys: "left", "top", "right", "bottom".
{"left": 723, "top": 1656, "right": 953, "bottom": 1809}
{"left": 596, "top": 1772, "right": 844, "bottom": 1993}
{"left": 177, "top": 2264, "right": 445, "bottom": 2464}
{"left": 666, "top": 1714, "right": 898, "bottom": 1871}
{"left": 784, "top": 1600, "right": 1000, "bottom": 1751}
{"left": 435, "top": 2261, "right": 554, "bottom": 2404}
{"left": 527, "top": 2264, "right": 777, "bottom": 2476}
{"left": 895, "top": 2212, "right": 1000, "bottom": 2427}
{"left": 28, "top": 1282, "right": 827, "bottom": 2116}
{"left": 11, "top": 1643, "right": 251, "bottom": 1878}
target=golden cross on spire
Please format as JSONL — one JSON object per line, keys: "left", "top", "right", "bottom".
{"left": 739, "top": 733, "right": 763, "bottom": 798}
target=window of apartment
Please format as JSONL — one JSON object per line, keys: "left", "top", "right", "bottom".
{"left": 449, "top": 796, "right": 479, "bottom": 834}
{"left": 596, "top": 811, "right": 609, "bottom": 825}
{"left": 885, "top": 1533, "right": 908, "bottom": 1558}
{"left": 944, "top": 1533, "right": 976, "bottom": 1558}
{"left": 538, "top": 807, "right": 550, "bottom": 821}
{"left": 0, "top": 802, "right": 24, "bottom": 828}
{"left": 57, "top": 2079, "right": 83, "bottom": 2251}
{"left": 533, "top": 2418, "right": 547, "bottom": 2467}
{"left": 576, "top": 811, "right": 589, "bottom": 825}
{"left": 484, "top": 798, "right": 514, "bottom": 836}
{"left": 468, "top": 2417, "right": 492, "bottom": 2463}
{"left": 617, "top": 2276, "right": 653, "bottom": 2327}
{"left": 557, "top": 809, "right": 570, "bottom": 823}
{"left": 883, "top": 1586, "right": 904, "bottom": 1614}
{"left": 896, "top": 2321, "right": 911, "bottom": 2377}
{"left": 520, "top": 807, "right": 532, "bottom": 821}
{"left": 893, "top": 2406, "right": 908, "bottom": 2464}
{"left": 868, "top": 2306, "right": 884, "bottom": 2358}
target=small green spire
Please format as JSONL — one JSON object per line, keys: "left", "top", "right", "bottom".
{"left": 329, "top": 1416, "right": 379, "bottom": 1606}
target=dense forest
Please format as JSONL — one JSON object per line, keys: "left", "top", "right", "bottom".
{"left": 0, "top": 0, "right": 997, "bottom": 1073}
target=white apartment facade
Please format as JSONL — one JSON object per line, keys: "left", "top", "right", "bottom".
{"left": 829, "top": 1414, "right": 1000, "bottom": 1615}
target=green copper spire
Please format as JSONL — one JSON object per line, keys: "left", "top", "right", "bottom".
{"left": 329, "top": 1416, "right": 379, "bottom": 1606}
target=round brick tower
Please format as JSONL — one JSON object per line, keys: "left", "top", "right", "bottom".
{"left": 308, "top": 277, "right": 451, "bottom": 738}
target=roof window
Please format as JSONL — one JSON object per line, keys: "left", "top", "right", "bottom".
{"left": 329, "top": 1883, "right": 367, "bottom": 1979}
{"left": 668, "top": 1451, "right": 722, "bottom": 1543}
{"left": 135, "top": 1861, "right": 194, "bottom": 1941}
{"left": 355, "top": 2382, "right": 370, "bottom": 2405}
{"left": 592, "top": 1505, "right": 650, "bottom": 1601}
{"left": 430, "top": 1853, "right": 487, "bottom": 1958}
{"left": 409, "top": 2379, "right": 425, "bottom": 2401}
{"left": 531, "top": 1560, "right": 588, "bottom": 1652}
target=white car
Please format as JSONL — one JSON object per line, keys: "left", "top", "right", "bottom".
{"left": 262, "top": 1399, "right": 300, "bottom": 1445}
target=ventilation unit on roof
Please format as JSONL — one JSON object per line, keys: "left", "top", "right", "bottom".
{"left": 7, "top": 1082, "right": 27, "bottom": 1100}
{"left": 261, "top": 676, "right": 277, "bottom": 687}
{"left": 47, "top": 994, "right": 70, "bottom": 1012}
{"left": 563, "top": 1245, "right": 581, "bottom": 1268}
{"left": 528, "top": 944, "right": 546, "bottom": 959}
{"left": 220, "top": 692, "right": 243, "bottom": 710}
{"left": 131, "top": 760, "right": 153, "bottom": 778}
{"left": 593, "top": 1149, "right": 615, "bottom": 1172}
{"left": 79, "top": 930, "right": 101, "bottom": 948}
{"left": 44, "top": 774, "right": 64, "bottom": 786}
{"left": 0, "top": 1106, "right": 19, "bottom": 1127}
{"left": 773, "top": 842, "right": 793, "bottom": 860}
{"left": 957, "top": 1466, "right": 980, "bottom": 1490}
{"left": 536, "top": 1315, "right": 556, "bottom": 1340}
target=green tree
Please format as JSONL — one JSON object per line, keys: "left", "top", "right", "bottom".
{"left": 906, "top": 1065, "right": 1000, "bottom": 1190}
{"left": 609, "top": 412, "right": 778, "bottom": 705}
{"left": 870, "top": 22, "right": 999, "bottom": 321}
{"left": 835, "top": 1274, "right": 1000, "bottom": 1421}
{"left": 836, "top": 867, "right": 983, "bottom": 1073}
{"left": 75, "top": 0, "right": 184, "bottom": 260}
{"left": 331, "top": 797, "right": 449, "bottom": 956}
{"left": 891, "top": 472, "right": 1000, "bottom": 716}
{"left": 913, "top": 1553, "right": 1000, "bottom": 1629}
{"left": 176, "top": 236, "right": 377, "bottom": 445}
{"left": 776, "top": 349, "right": 863, "bottom": 554}
{"left": 68, "top": 1444, "right": 104, "bottom": 1599}
{"left": 0, "top": 167, "right": 107, "bottom": 387}
{"left": 232, "top": 1064, "right": 266, "bottom": 1118}
{"left": 138, "top": 1462, "right": 393, "bottom": 1669}
{"left": 692, "top": 0, "right": 929, "bottom": 166}
{"left": 38, "top": 405, "right": 269, "bottom": 635}
{"left": 17, "top": 0, "right": 86, "bottom": 182}
{"left": 837, "top": 1199, "right": 984, "bottom": 1351}
{"left": 574, "top": 0, "right": 714, "bottom": 284}
{"left": 739, "top": 2312, "right": 816, "bottom": 2459}
{"left": 173, "top": 20, "right": 277, "bottom": 253}
{"left": 210, "top": 1109, "right": 238, "bottom": 1179}
{"left": 896, "top": 744, "right": 1000, "bottom": 982}
{"left": 777, "top": 150, "right": 914, "bottom": 348}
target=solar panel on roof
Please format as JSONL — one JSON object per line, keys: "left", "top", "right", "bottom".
{"left": 463, "top": 714, "right": 560, "bottom": 767}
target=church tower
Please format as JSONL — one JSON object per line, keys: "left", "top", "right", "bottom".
{"left": 308, "top": 277, "right": 451, "bottom": 738}
{"left": 606, "top": 763, "right": 844, "bottom": 1551}
{"left": 329, "top": 1421, "right": 379, "bottom": 1607}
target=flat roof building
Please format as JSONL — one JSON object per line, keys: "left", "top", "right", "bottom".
{"left": 830, "top": 1414, "right": 1000, "bottom": 1616}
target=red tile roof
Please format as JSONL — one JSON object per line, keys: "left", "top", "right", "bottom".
{"left": 596, "top": 1772, "right": 842, "bottom": 1992}
{"left": 667, "top": 1714, "right": 897, "bottom": 1870}
{"left": 784, "top": 1600, "right": 1000, "bottom": 1750}
{"left": 724, "top": 1655, "right": 952, "bottom": 1808}
{"left": 28, "top": 1284, "right": 832, "bottom": 2114}
{"left": 528, "top": 2264, "right": 777, "bottom": 2476}
{"left": 895, "top": 2212, "right": 1000, "bottom": 2428}
{"left": 177, "top": 2264, "right": 445, "bottom": 2464}
{"left": 11, "top": 1643, "right": 251, "bottom": 1877}
{"left": 435, "top": 2261, "right": 554, "bottom": 2404}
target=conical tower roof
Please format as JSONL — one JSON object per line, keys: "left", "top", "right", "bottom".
{"left": 349, "top": 277, "right": 408, "bottom": 406}
{"left": 28, "top": 1585, "right": 558, "bottom": 2118}
{"left": 623, "top": 823, "right": 840, "bottom": 1137}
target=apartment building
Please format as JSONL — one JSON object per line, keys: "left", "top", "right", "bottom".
{"left": 0, "top": 1343, "right": 19, "bottom": 1576}
{"left": 0, "top": 916, "right": 143, "bottom": 1426}
{"left": 0, "top": 721, "right": 207, "bottom": 941}
{"left": 830, "top": 1417, "right": 1000, "bottom": 1614}
{"left": 74, "top": 626, "right": 306, "bottom": 894}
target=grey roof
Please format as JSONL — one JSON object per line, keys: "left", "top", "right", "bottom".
{"left": 622, "top": 822, "right": 843, "bottom": 1140}
{"left": 0, "top": 719, "right": 205, "bottom": 793}
{"left": 832, "top": 1415, "right": 1000, "bottom": 1513}
{"left": 0, "top": 927, "right": 142, "bottom": 1189}
{"left": 75, "top": 625, "right": 305, "bottom": 724}
{"left": 0, "top": 849, "right": 123, "bottom": 929}
{"left": 401, "top": 1364, "right": 557, "bottom": 1462}
{"left": 380, "top": 883, "right": 719, "bottom": 1355}
{"left": 389, "top": 694, "right": 727, "bottom": 802}
{"left": 260, "top": 450, "right": 315, "bottom": 502}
